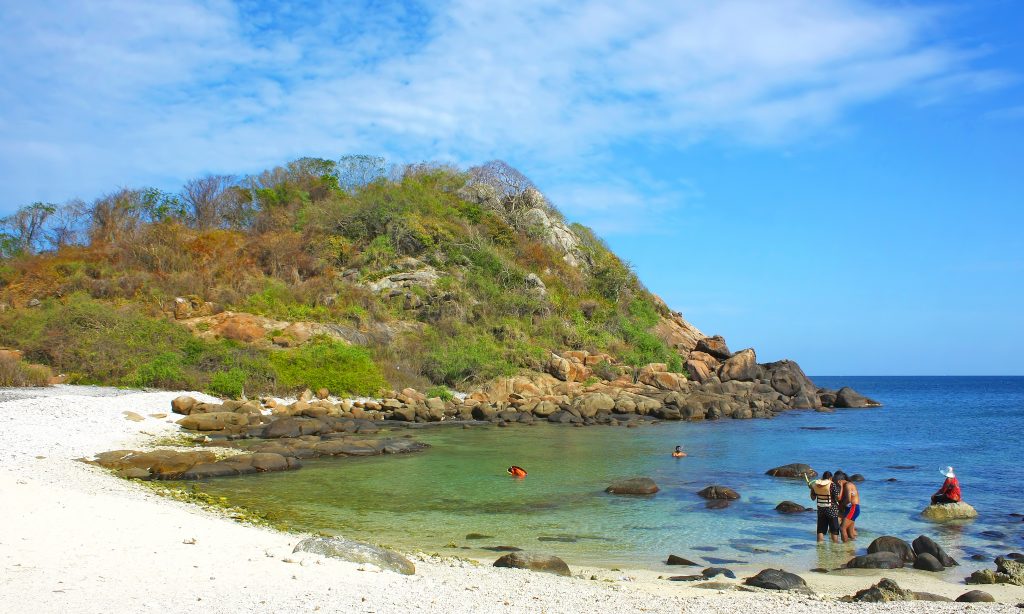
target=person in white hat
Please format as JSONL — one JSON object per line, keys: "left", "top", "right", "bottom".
{"left": 931, "top": 466, "right": 961, "bottom": 504}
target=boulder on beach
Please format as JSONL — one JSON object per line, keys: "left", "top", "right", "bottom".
{"left": 847, "top": 578, "right": 915, "bottom": 603}
{"left": 176, "top": 411, "right": 248, "bottom": 431}
{"left": 912, "top": 535, "right": 958, "bottom": 567}
{"left": 666, "top": 555, "right": 699, "bottom": 566}
{"left": 867, "top": 536, "right": 917, "bottom": 563}
{"left": 846, "top": 552, "right": 905, "bottom": 570}
{"left": 956, "top": 590, "right": 995, "bottom": 602}
{"left": 702, "top": 567, "right": 736, "bottom": 579}
{"left": 921, "top": 502, "right": 978, "bottom": 521}
{"left": 774, "top": 501, "right": 809, "bottom": 514}
{"left": 996, "top": 556, "right": 1024, "bottom": 586}
{"left": 913, "top": 553, "right": 944, "bottom": 572}
{"left": 493, "top": 552, "right": 571, "bottom": 576}
{"left": 743, "top": 568, "right": 807, "bottom": 591}
{"left": 171, "top": 395, "right": 198, "bottom": 415}
{"left": 765, "top": 463, "right": 817, "bottom": 479}
{"left": 605, "top": 477, "right": 659, "bottom": 495}
{"left": 697, "top": 485, "right": 740, "bottom": 500}
{"left": 293, "top": 536, "right": 415, "bottom": 575}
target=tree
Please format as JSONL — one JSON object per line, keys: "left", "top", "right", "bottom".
{"left": 45, "top": 200, "right": 86, "bottom": 249}
{"left": 0, "top": 202, "right": 56, "bottom": 255}
{"left": 181, "top": 174, "right": 237, "bottom": 229}
{"left": 467, "top": 160, "right": 549, "bottom": 224}
{"left": 337, "top": 155, "right": 386, "bottom": 193}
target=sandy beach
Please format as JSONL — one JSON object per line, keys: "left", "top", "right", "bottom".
{"left": 1, "top": 387, "right": 1021, "bottom": 613}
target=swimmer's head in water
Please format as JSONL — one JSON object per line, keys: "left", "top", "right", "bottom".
{"left": 674, "top": 446, "right": 681, "bottom": 451}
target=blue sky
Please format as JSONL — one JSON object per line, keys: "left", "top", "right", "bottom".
{"left": 1, "top": 0, "right": 1021, "bottom": 375}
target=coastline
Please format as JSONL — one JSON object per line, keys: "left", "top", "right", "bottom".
{"left": 1, "top": 387, "right": 1021, "bottom": 613}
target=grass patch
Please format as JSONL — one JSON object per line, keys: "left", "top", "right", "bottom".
{"left": 0, "top": 355, "right": 52, "bottom": 386}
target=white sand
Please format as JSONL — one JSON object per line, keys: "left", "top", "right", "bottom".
{"left": 1, "top": 386, "right": 1021, "bottom": 613}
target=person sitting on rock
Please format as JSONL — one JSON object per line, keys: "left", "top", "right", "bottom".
{"left": 931, "top": 466, "right": 961, "bottom": 504}
{"left": 672, "top": 445, "right": 687, "bottom": 458}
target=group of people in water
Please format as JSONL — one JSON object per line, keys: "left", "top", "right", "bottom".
{"left": 508, "top": 453, "right": 964, "bottom": 545}
{"left": 809, "top": 465, "right": 962, "bottom": 544}
{"left": 809, "top": 470, "right": 860, "bottom": 543}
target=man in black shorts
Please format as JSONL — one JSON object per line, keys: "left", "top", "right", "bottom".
{"left": 809, "top": 471, "right": 841, "bottom": 543}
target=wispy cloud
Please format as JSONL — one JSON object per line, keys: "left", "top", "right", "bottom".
{"left": 0, "top": 0, "right": 1007, "bottom": 214}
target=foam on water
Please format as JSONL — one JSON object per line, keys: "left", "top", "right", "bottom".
{"left": 192, "top": 377, "right": 1024, "bottom": 577}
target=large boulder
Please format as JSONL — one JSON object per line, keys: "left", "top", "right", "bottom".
{"left": 765, "top": 463, "right": 817, "bottom": 479}
{"left": 605, "top": 477, "right": 659, "bottom": 495}
{"left": 913, "top": 553, "right": 944, "bottom": 572}
{"left": 867, "top": 536, "right": 917, "bottom": 563}
{"left": 493, "top": 552, "right": 570, "bottom": 576}
{"left": 912, "top": 535, "right": 958, "bottom": 567}
{"left": 834, "top": 387, "right": 882, "bottom": 408}
{"left": 848, "top": 578, "right": 915, "bottom": 602}
{"left": 685, "top": 360, "right": 712, "bottom": 383}
{"left": 921, "top": 502, "right": 978, "bottom": 521}
{"left": 718, "top": 349, "right": 758, "bottom": 382}
{"left": 170, "top": 395, "right": 198, "bottom": 415}
{"left": 176, "top": 411, "right": 248, "bottom": 431}
{"left": 846, "top": 552, "right": 904, "bottom": 570}
{"left": 762, "top": 360, "right": 820, "bottom": 407}
{"left": 262, "top": 417, "right": 323, "bottom": 438}
{"left": 694, "top": 335, "right": 731, "bottom": 360}
{"left": 743, "top": 569, "right": 807, "bottom": 591}
{"left": 574, "top": 393, "right": 615, "bottom": 418}
{"left": 956, "top": 590, "right": 995, "bottom": 603}
{"left": 293, "top": 536, "right": 415, "bottom": 575}
{"left": 697, "top": 485, "right": 740, "bottom": 500}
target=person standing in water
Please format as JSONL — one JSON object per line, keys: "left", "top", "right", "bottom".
{"left": 672, "top": 446, "right": 687, "bottom": 458}
{"left": 810, "top": 471, "right": 841, "bottom": 543}
{"left": 834, "top": 471, "right": 860, "bottom": 541}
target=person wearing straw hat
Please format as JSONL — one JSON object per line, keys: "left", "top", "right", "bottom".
{"left": 931, "top": 466, "right": 961, "bottom": 504}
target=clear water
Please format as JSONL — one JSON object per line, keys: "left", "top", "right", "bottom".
{"left": 191, "top": 377, "right": 1024, "bottom": 577}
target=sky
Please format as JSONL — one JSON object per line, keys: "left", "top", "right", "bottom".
{"left": 0, "top": 0, "right": 1021, "bottom": 375}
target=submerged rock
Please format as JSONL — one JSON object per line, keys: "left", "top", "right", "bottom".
{"left": 605, "top": 477, "right": 659, "bottom": 495}
{"left": 697, "top": 485, "right": 740, "bottom": 500}
{"left": 493, "top": 552, "right": 571, "bottom": 576}
{"left": 765, "top": 463, "right": 817, "bottom": 479}
{"left": 774, "top": 501, "right": 810, "bottom": 514}
{"left": 293, "top": 536, "right": 415, "bottom": 575}
{"left": 743, "top": 568, "right": 807, "bottom": 591}
{"left": 921, "top": 502, "right": 978, "bottom": 521}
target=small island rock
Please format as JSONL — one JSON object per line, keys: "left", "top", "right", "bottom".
{"left": 765, "top": 463, "right": 817, "bottom": 479}
{"left": 921, "top": 502, "right": 978, "bottom": 521}
{"left": 775, "top": 501, "right": 809, "bottom": 514}
{"left": 605, "top": 477, "right": 659, "bottom": 495}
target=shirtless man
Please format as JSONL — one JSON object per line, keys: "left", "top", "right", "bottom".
{"left": 835, "top": 471, "right": 860, "bottom": 541}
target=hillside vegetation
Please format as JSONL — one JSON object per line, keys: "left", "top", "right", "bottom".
{"left": 0, "top": 157, "right": 693, "bottom": 397}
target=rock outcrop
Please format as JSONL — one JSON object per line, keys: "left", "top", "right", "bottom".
{"left": 605, "top": 477, "right": 659, "bottom": 495}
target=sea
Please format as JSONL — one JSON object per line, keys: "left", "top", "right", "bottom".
{"left": 193, "top": 376, "right": 1024, "bottom": 578}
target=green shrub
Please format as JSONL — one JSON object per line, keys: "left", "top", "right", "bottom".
{"left": 126, "top": 352, "right": 186, "bottom": 389}
{"left": 421, "top": 331, "right": 515, "bottom": 386}
{"left": 268, "top": 337, "right": 385, "bottom": 396}
{"left": 209, "top": 368, "right": 247, "bottom": 398}
{"left": 425, "top": 385, "right": 454, "bottom": 401}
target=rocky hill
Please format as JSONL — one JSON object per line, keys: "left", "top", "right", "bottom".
{"left": 0, "top": 156, "right": 877, "bottom": 420}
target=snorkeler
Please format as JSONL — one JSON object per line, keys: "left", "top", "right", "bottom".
{"left": 672, "top": 446, "right": 687, "bottom": 458}
{"left": 507, "top": 465, "right": 527, "bottom": 478}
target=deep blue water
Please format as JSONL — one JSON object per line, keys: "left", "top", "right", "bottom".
{"left": 196, "top": 376, "right": 1024, "bottom": 575}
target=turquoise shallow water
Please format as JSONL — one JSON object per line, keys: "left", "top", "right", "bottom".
{"left": 191, "top": 377, "right": 1024, "bottom": 576}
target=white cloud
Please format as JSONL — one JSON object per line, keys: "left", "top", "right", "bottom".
{"left": 0, "top": 0, "right": 1007, "bottom": 211}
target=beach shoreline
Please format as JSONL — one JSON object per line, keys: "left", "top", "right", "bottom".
{"left": 1, "top": 386, "right": 1021, "bottom": 613}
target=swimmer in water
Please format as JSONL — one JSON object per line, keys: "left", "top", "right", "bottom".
{"left": 507, "top": 465, "right": 527, "bottom": 478}
{"left": 672, "top": 446, "right": 687, "bottom": 458}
